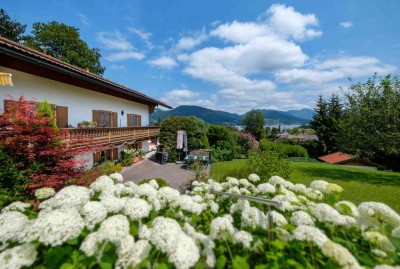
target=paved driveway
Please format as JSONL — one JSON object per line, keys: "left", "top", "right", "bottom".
{"left": 121, "top": 153, "right": 210, "bottom": 192}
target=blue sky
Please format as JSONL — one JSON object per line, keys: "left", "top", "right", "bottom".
{"left": 3, "top": 0, "right": 400, "bottom": 113}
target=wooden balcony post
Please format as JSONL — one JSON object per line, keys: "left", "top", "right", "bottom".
{"left": 108, "top": 129, "right": 111, "bottom": 143}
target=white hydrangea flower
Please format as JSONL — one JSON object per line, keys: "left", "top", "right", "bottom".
{"left": 149, "top": 179, "right": 160, "bottom": 190}
{"left": 80, "top": 201, "right": 107, "bottom": 230}
{"left": 373, "top": 265, "right": 400, "bottom": 269}
{"left": 358, "top": 202, "right": 400, "bottom": 230}
{"left": 210, "top": 217, "right": 235, "bottom": 240}
{"left": 172, "top": 195, "right": 206, "bottom": 215}
{"left": 268, "top": 211, "right": 288, "bottom": 227}
{"left": 321, "top": 241, "right": 362, "bottom": 269}
{"left": 234, "top": 230, "right": 253, "bottom": 248}
{"left": 240, "top": 188, "right": 251, "bottom": 195}
{"left": 124, "top": 198, "right": 152, "bottom": 220}
{"left": 109, "top": 173, "right": 124, "bottom": 183}
{"left": 392, "top": 226, "right": 400, "bottom": 238}
{"left": 226, "top": 177, "right": 239, "bottom": 186}
{"left": 290, "top": 211, "right": 315, "bottom": 226}
{"left": 137, "top": 183, "right": 157, "bottom": 198}
{"left": 80, "top": 232, "right": 103, "bottom": 257}
{"left": 157, "top": 187, "right": 180, "bottom": 208}
{"left": 209, "top": 201, "right": 219, "bottom": 214}
{"left": 114, "top": 183, "right": 125, "bottom": 197}
{"left": 303, "top": 188, "right": 324, "bottom": 200}
{"left": 335, "top": 201, "right": 359, "bottom": 217}
{"left": 311, "top": 203, "right": 357, "bottom": 228}
{"left": 371, "top": 248, "right": 387, "bottom": 258}
{"left": 168, "top": 232, "right": 200, "bottom": 269}
{"left": 34, "top": 187, "right": 56, "bottom": 200}
{"left": 191, "top": 195, "right": 204, "bottom": 203}
{"left": 39, "top": 186, "right": 91, "bottom": 212}
{"left": 257, "top": 183, "right": 276, "bottom": 194}
{"left": 1, "top": 201, "right": 31, "bottom": 213}
{"left": 115, "top": 237, "right": 151, "bottom": 269}
{"left": 248, "top": 174, "right": 260, "bottom": 183}
{"left": 241, "top": 206, "right": 267, "bottom": 229}
{"left": 100, "top": 196, "right": 125, "bottom": 213}
{"left": 0, "top": 211, "right": 28, "bottom": 244}
{"left": 90, "top": 175, "right": 115, "bottom": 192}
{"left": 183, "top": 223, "right": 215, "bottom": 268}
{"left": 24, "top": 208, "right": 84, "bottom": 246}
{"left": 276, "top": 227, "right": 293, "bottom": 241}
{"left": 272, "top": 195, "right": 299, "bottom": 212}
{"left": 289, "top": 184, "right": 307, "bottom": 194}
{"left": 139, "top": 224, "right": 152, "bottom": 240}
{"left": 150, "top": 217, "right": 182, "bottom": 253}
{"left": 363, "top": 231, "right": 395, "bottom": 253}
{"left": 292, "top": 225, "right": 329, "bottom": 248}
{"left": 239, "top": 178, "right": 251, "bottom": 187}
{"left": 0, "top": 243, "right": 37, "bottom": 269}
{"left": 268, "top": 176, "right": 294, "bottom": 189}
{"left": 204, "top": 193, "right": 215, "bottom": 200}
{"left": 230, "top": 199, "right": 250, "bottom": 214}
{"left": 310, "top": 180, "right": 343, "bottom": 194}
{"left": 98, "top": 215, "right": 130, "bottom": 244}
{"left": 227, "top": 186, "right": 240, "bottom": 194}
{"left": 207, "top": 179, "right": 222, "bottom": 192}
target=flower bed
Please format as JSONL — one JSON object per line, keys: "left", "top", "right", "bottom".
{"left": 0, "top": 173, "right": 399, "bottom": 268}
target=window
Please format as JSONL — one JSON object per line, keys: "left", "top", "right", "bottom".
{"left": 127, "top": 114, "right": 141, "bottom": 127}
{"left": 93, "top": 110, "right": 117, "bottom": 127}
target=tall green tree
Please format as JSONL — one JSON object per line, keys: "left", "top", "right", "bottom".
{"left": 310, "top": 95, "right": 329, "bottom": 153}
{"left": 338, "top": 74, "right": 400, "bottom": 171}
{"left": 242, "top": 109, "right": 266, "bottom": 141}
{"left": 0, "top": 9, "right": 26, "bottom": 42}
{"left": 23, "top": 21, "right": 105, "bottom": 75}
{"left": 325, "top": 94, "right": 343, "bottom": 152}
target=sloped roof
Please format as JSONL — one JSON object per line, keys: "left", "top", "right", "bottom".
{"left": 0, "top": 37, "right": 172, "bottom": 109}
{"left": 318, "top": 152, "right": 355, "bottom": 164}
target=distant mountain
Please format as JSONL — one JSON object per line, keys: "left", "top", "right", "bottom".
{"left": 150, "top": 105, "right": 312, "bottom": 125}
{"left": 150, "top": 105, "right": 242, "bottom": 125}
{"left": 286, "top": 108, "right": 314, "bottom": 121}
{"left": 259, "top": 110, "right": 310, "bottom": 125}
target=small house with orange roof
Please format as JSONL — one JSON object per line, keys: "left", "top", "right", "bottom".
{"left": 318, "top": 152, "right": 382, "bottom": 170}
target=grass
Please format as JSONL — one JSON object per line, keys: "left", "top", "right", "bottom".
{"left": 210, "top": 159, "right": 400, "bottom": 213}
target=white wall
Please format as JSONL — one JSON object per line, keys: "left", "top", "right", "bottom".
{"left": 0, "top": 67, "right": 150, "bottom": 127}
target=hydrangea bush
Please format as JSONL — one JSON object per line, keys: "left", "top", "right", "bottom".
{"left": 0, "top": 174, "right": 399, "bottom": 268}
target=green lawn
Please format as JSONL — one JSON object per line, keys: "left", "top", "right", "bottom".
{"left": 210, "top": 159, "right": 400, "bottom": 213}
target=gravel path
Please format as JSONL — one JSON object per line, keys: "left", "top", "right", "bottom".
{"left": 121, "top": 152, "right": 210, "bottom": 192}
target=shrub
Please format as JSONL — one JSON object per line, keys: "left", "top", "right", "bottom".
{"left": 259, "top": 139, "right": 309, "bottom": 158}
{"left": 237, "top": 132, "right": 259, "bottom": 157}
{"left": 212, "top": 141, "right": 236, "bottom": 162}
{"left": 139, "top": 178, "right": 169, "bottom": 188}
{"left": 97, "top": 161, "right": 122, "bottom": 176}
{"left": 159, "top": 116, "right": 209, "bottom": 162}
{"left": 248, "top": 150, "right": 292, "bottom": 181}
{"left": 189, "top": 160, "right": 208, "bottom": 182}
{"left": 0, "top": 96, "right": 93, "bottom": 191}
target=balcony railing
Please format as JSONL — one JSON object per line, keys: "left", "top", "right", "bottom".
{"left": 61, "top": 126, "right": 160, "bottom": 149}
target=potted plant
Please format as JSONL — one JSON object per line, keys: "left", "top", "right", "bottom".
{"left": 78, "top": 120, "right": 97, "bottom": 128}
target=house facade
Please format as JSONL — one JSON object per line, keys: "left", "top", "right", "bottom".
{"left": 0, "top": 37, "right": 171, "bottom": 166}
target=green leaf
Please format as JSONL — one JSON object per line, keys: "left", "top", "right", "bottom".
{"left": 232, "top": 256, "right": 249, "bottom": 269}
{"left": 216, "top": 255, "right": 227, "bottom": 269}
{"left": 154, "top": 263, "right": 169, "bottom": 269}
{"left": 150, "top": 209, "right": 158, "bottom": 220}
{"left": 66, "top": 238, "right": 79, "bottom": 245}
{"left": 99, "top": 261, "right": 113, "bottom": 269}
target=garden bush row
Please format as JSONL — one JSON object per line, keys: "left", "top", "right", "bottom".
{"left": 0, "top": 172, "right": 399, "bottom": 268}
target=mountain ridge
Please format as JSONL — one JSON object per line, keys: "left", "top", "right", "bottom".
{"left": 150, "top": 105, "right": 313, "bottom": 125}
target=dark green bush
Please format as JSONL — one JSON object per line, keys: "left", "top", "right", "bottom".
{"left": 248, "top": 150, "right": 292, "bottom": 181}
{"left": 139, "top": 178, "right": 170, "bottom": 188}
{"left": 281, "top": 139, "right": 325, "bottom": 158}
{"left": 259, "top": 139, "right": 309, "bottom": 158}
{"left": 212, "top": 141, "right": 236, "bottom": 162}
{"left": 97, "top": 161, "right": 122, "bottom": 175}
{"left": 159, "top": 116, "right": 209, "bottom": 162}
{"left": 0, "top": 147, "right": 29, "bottom": 207}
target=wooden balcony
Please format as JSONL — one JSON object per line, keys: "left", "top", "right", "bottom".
{"left": 61, "top": 126, "right": 160, "bottom": 149}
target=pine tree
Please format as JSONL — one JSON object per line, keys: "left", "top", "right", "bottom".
{"left": 310, "top": 95, "right": 329, "bottom": 153}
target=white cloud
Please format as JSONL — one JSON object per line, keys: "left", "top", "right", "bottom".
{"left": 128, "top": 27, "right": 153, "bottom": 49}
{"left": 275, "top": 56, "right": 396, "bottom": 85}
{"left": 340, "top": 21, "right": 354, "bottom": 29}
{"left": 78, "top": 13, "right": 89, "bottom": 26}
{"left": 97, "top": 31, "right": 133, "bottom": 51}
{"left": 160, "top": 89, "right": 217, "bottom": 109}
{"left": 110, "top": 64, "right": 126, "bottom": 70}
{"left": 176, "top": 30, "right": 207, "bottom": 50}
{"left": 148, "top": 56, "right": 178, "bottom": 69}
{"left": 106, "top": 51, "right": 145, "bottom": 61}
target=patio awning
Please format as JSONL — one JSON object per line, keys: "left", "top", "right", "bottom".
{"left": 0, "top": 72, "right": 13, "bottom": 86}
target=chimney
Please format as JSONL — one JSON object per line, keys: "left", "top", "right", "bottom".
{"left": 84, "top": 68, "right": 90, "bottom": 72}
{"left": 43, "top": 49, "right": 48, "bottom": 55}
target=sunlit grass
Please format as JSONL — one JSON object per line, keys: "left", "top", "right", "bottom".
{"left": 210, "top": 159, "right": 400, "bottom": 212}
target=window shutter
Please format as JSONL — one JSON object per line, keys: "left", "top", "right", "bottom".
{"left": 127, "top": 114, "right": 132, "bottom": 127}
{"left": 92, "top": 110, "right": 100, "bottom": 127}
{"left": 56, "top": 106, "right": 68, "bottom": 128}
{"left": 112, "top": 112, "right": 118, "bottom": 127}
{"left": 93, "top": 152, "right": 101, "bottom": 164}
{"left": 112, "top": 148, "right": 119, "bottom": 160}
{"left": 138, "top": 115, "right": 142, "bottom": 126}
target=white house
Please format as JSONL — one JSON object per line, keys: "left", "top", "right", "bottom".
{"left": 0, "top": 37, "right": 171, "bottom": 166}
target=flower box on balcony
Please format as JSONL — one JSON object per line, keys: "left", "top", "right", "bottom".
{"left": 77, "top": 121, "right": 97, "bottom": 128}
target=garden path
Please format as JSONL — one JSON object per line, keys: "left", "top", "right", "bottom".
{"left": 121, "top": 152, "right": 210, "bottom": 193}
